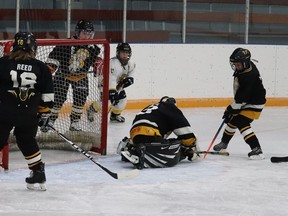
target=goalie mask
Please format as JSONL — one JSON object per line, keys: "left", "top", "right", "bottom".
{"left": 230, "top": 48, "right": 251, "bottom": 71}
{"left": 116, "top": 43, "right": 132, "bottom": 65}
{"left": 13, "top": 32, "right": 37, "bottom": 53}
{"left": 75, "top": 19, "right": 94, "bottom": 39}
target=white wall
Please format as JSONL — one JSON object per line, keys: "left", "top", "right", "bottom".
{"left": 110, "top": 44, "right": 288, "bottom": 99}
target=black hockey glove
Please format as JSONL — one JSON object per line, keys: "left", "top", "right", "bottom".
{"left": 38, "top": 112, "right": 51, "bottom": 133}
{"left": 122, "top": 77, "right": 134, "bottom": 88}
{"left": 109, "top": 89, "right": 119, "bottom": 106}
{"left": 222, "top": 111, "right": 232, "bottom": 123}
{"left": 181, "top": 146, "right": 195, "bottom": 161}
{"left": 222, "top": 105, "right": 240, "bottom": 123}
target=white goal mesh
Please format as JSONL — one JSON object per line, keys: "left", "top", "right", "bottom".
{"left": 0, "top": 39, "right": 110, "bottom": 163}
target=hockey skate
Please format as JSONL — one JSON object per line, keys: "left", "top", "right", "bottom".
{"left": 40, "top": 120, "right": 54, "bottom": 133}
{"left": 110, "top": 113, "right": 125, "bottom": 123}
{"left": 117, "top": 137, "right": 132, "bottom": 154}
{"left": 69, "top": 121, "right": 82, "bottom": 131}
{"left": 213, "top": 142, "right": 228, "bottom": 152}
{"left": 248, "top": 147, "right": 265, "bottom": 160}
{"left": 86, "top": 105, "right": 97, "bottom": 122}
{"left": 40, "top": 127, "right": 49, "bottom": 133}
{"left": 121, "top": 145, "right": 145, "bottom": 169}
{"left": 121, "top": 151, "right": 139, "bottom": 164}
{"left": 26, "top": 163, "right": 46, "bottom": 191}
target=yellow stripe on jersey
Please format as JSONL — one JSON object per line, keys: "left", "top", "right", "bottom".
{"left": 240, "top": 110, "right": 261, "bottom": 120}
{"left": 65, "top": 73, "right": 87, "bottom": 82}
{"left": 130, "top": 126, "right": 161, "bottom": 140}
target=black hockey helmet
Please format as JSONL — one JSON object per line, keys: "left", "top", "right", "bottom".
{"left": 13, "top": 32, "right": 37, "bottom": 53}
{"left": 230, "top": 48, "right": 251, "bottom": 70}
{"left": 160, "top": 96, "right": 176, "bottom": 105}
{"left": 75, "top": 19, "right": 94, "bottom": 39}
{"left": 117, "top": 43, "right": 132, "bottom": 57}
{"left": 229, "top": 47, "right": 243, "bottom": 63}
{"left": 116, "top": 42, "right": 132, "bottom": 65}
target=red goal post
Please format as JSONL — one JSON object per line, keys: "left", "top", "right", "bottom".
{"left": 0, "top": 39, "right": 110, "bottom": 170}
{"left": 0, "top": 41, "right": 10, "bottom": 170}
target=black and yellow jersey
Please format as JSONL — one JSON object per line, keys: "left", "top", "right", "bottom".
{"left": 47, "top": 44, "right": 100, "bottom": 78}
{"left": 0, "top": 55, "right": 54, "bottom": 116}
{"left": 233, "top": 62, "right": 266, "bottom": 105}
{"left": 232, "top": 62, "right": 266, "bottom": 119}
{"left": 130, "top": 101, "right": 196, "bottom": 146}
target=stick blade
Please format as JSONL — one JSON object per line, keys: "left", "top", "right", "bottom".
{"left": 117, "top": 169, "right": 140, "bottom": 179}
{"left": 218, "top": 151, "right": 230, "bottom": 156}
{"left": 271, "top": 156, "right": 288, "bottom": 163}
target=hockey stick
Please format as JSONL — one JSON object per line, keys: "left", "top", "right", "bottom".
{"left": 204, "top": 118, "right": 226, "bottom": 159}
{"left": 196, "top": 151, "right": 229, "bottom": 156}
{"left": 270, "top": 156, "right": 288, "bottom": 163}
{"left": 48, "top": 125, "right": 139, "bottom": 179}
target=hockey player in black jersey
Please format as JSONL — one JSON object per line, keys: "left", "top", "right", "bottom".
{"left": 213, "top": 48, "right": 266, "bottom": 159}
{"left": 117, "top": 96, "right": 198, "bottom": 169}
{"left": 0, "top": 32, "right": 54, "bottom": 190}
{"left": 45, "top": 19, "right": 100, "bottom": 131}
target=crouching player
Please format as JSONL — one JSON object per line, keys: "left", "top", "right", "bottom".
{"left": 117, "top": 96, "right": 199, "bottom": 169}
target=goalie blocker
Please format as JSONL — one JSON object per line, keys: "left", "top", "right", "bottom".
{"left": 119, "top": 138, "right": 199, "bottom": 169}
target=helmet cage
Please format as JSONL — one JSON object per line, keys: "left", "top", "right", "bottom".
{"left": 76, "top": 30, "right": 94, "bottom": 39}
{"left": 230, "top": 48, "right": 251, "bottom": 71}
{"left": 116, "top": 43, "right": 132, "bottom": 62}
{"left": 75, "top": 20, "right": 95, "bottom": 39}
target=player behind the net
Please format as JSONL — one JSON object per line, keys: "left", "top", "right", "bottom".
{"left": 86, "top": 42, "right": 136, "bottom": 123}
{"left": 0, "top": 32, "right": 54, "bottom": 190}
{"left": 116, "top": 96, "right": 200, "bottom": 169}
{"left": 44, "top": 19, "right": 101, "bottom": 132}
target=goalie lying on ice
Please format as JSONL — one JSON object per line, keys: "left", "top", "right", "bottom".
{"left": 117, "top": 96, "right": 200, "bottom": 169}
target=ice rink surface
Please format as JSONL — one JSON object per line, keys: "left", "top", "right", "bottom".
{"left": 1, "top": 107, "right": 288, "bottom": 216}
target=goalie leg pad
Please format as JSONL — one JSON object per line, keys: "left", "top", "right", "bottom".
{"left": 144, "top": 140, "right": 181, "bottom": 168}
{"left": 121, "top": 139, "right": 182, "bottom": 169}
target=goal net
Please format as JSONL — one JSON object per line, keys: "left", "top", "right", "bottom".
{"left": 0, "top": 39, "right": 110, "bottom": 169}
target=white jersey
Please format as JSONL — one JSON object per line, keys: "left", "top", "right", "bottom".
{"left": 109, "top": 56, "right": 136, "bottom": 90}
